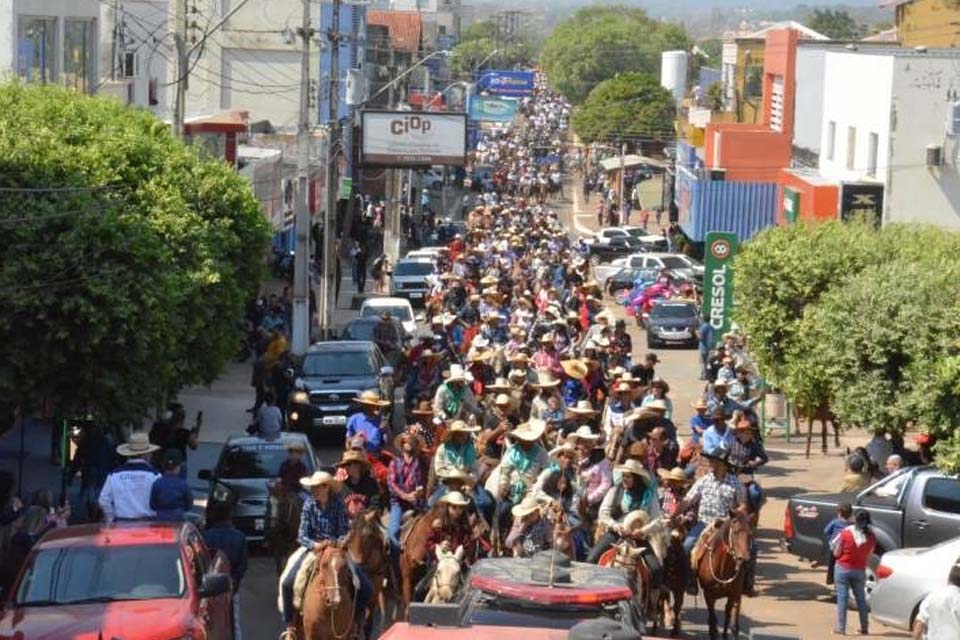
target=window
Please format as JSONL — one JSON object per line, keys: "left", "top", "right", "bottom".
{"left": 827, "top": 121, "right": 836, "bottom": 161}
{"left": 17, "top": 17, "right": 57, "bottom": 83}
{"left": 846, "top": 126, "right": 856, "bottom": 171}
{"left": 63, "top": 19, "right": 96, "bottom": 93}
{"left": 923, "top": 478, "right": 960, "bottom": 515}
{"left": 149, "top": 78, "right": 159, "bottom": 106}
{"left": 743, "top": 64, "right": 763, "bottom": 100}
{"left": 867, "top": 132, "right": 879, "bottom": 177}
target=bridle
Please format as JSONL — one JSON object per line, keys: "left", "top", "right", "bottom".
{"left": 707, "top": 519, "right": 748, "bottom": 586}
{"left": 431, "top": 556, "right": 462, "bottom": 599}
{"left": 319, "top": 549, "right": 356, "bottom": 640}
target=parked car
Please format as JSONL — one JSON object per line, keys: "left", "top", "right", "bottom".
{"left": 592, "top": 227, "right": 631, "bottom": 246}
{"left": 287, "top": 340, "right": 395, "bottom": 441}
{"left": 390, "top": 259, "right": 435, "bottom": 307}
{"left": 0, "top": 522, "right": 233, "bottom": 639}
{"left": 645, "top": 299, "right": 700, "bottom": 348}
{"left": 784, "top": 466, "right": 960, "bottom": 588}
{"left": 359, "top": 296, "right": 418, "bottom": 335}
{"left": 198, "top": 433, "right": 318, "bottom": 540}
{"left": 341, "top": 317, "right": 412, "bottom": 343}
{"left": 423, "top": 221, "right": 468, "bottom": 248}
{"left": 587, "top": 236, "right": 645, "bottom": 265}
{"left": 869, "top": 535, "right": 960, "bottom": 631}
{"left": 622, "top": 227, "right": 670, "bottom": 251}
{"left": 422, "top": 168, "right": 444, "bottom": 190}
{"left": 605, "top": 266, "right": 661, "bottom": 297}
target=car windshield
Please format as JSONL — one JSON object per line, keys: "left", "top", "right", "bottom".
{"left": 360, "top": 305, "right": 413, "bottom": 322}
{"left": 343, "top": 322, "right": 376, "bottom": 341}
{"left": 394, "top": 261, "right": 434, "bottom": 277}
{"left": 651, "top": 304, "right": 697, "bottom": 319}
{"left": 660, "top": 257, "right": 692, "bottom": 269}
{"left": 623, "top": 268, "right": 659, "bottom": 281}
{"left": 217, "top": 442, "right": 313, "bottom": 478}
{"left": 16, "top": 544, "right": 185, "bottom": 605}
{"left": 302, "top": 350, "right": 377, "bottom": 377}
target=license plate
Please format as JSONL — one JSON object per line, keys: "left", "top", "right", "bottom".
{"left": 322, "top": 415, "right": 347, "bottom": 425}
{"left": 254, "top": 518, "right": 265, "bottom": 531}
{"left": 409, "top": 292, "right": 423, "bottom": 299}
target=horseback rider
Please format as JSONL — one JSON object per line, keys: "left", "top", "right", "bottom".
{"left": 345, "top": 390, "right": 392, "bottom": 464}
{"left": 279, "top": 471, "right": 371, "bottom": 638}
{"left": 432, "top": 364, "right": 483, "bottom": 422}
{"left": 505, "top": 495, "right": 553, "bottom": 557}
{"left": 277, "top": 441, "right": 309, "bottom": 495}
{"left": 425, "top": 491, "right": 478, "bottom": 566}
{"left": 387, "top": 432, "right": 428, "bottom": 565}
{"left": 729, "top": 419, "right": 768, "bottom": 514}
{"left": 495, "top": 420, "right": 549, "bottom": 537}
{"left": 587, "top": 459, "right": 660, "bottom": 563}
{"left": 570, "top": 426, "right": 610, "bottom": 528}
{"left": 336, "top": 450, "right": 382, "bottom": 516}
{"left": 531, "top": 441, "right": 588, "bottom": 559}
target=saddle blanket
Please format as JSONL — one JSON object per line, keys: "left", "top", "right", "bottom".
{"left": 690, "top": 519, "right": 724, "bottom": 569}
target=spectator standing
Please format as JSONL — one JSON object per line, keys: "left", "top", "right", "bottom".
{"left": 822, "top": 502, "right": 852, "bottom": 586}
{"left": 833, "top": 510, "right": 876, "bottom": 635}
{"left": 912, "top": 563, "right": 960, "bottom": 640}
{"left": 351, "top": 241, "right": 368, "bottom": 293}
{"left": 98, "top": 433, "right": 160, "bottom": 522}
{"left": 150, "top": 449, "right": 192, "bottom": 522}
{"left": 203, "top": 500, "right": 248, "bottom": 640}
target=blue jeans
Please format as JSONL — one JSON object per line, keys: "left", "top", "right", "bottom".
{"left": 746, "top": 482, "right": 764, "bottom": 512}
{"left": 682, "top": 521, "right": 707, "bottom": 555}
{"left": 835, "top": 566, "right": 869, "bottom": 633}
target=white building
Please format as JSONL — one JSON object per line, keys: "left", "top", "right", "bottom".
{"left": 0, "top": 0, "right": 100, "bottom": 92}
{"left": 818, "top": 48, "right": 960, "bottom": 228}
{"left": 97, "top": 0, "right": 169, "bottom": 111}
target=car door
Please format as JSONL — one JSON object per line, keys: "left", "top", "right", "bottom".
{"left": 188, "top": 531, "right": 231, "bottom": 640}
{"left": 910, "top": 475, "right": 960, "bottom": 547}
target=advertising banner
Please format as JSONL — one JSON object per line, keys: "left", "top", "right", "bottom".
{"left": 701, "top": 232, "right": 738, "bottom": 346}
{"left": 361, "top": 111, "right": 467, "bottom": 167}
{"left": 476, "top": 70, "right": 535, "bottom": 96}
{"left": 840, "top": 182, "right": 883, "bottom": 228}
{"left": 468, "top": 96, "right": 518, "bottom": 122}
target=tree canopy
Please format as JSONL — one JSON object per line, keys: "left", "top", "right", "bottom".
{"left": 734, "top": 222, "right": 960, "bottom": 473}
{"left": 571, "top": 72, "right": 676, "bottom": 144}
{"left": 539, "top": 6, "right": 690, "bottom": 105}
{"left": 0, "top": 83, "right": 271, "bottom": 424}
{"left": 449, "top": 20, "right": 535, "bottom": 78}
{"left": 807, "top": 9, "right": 863, "bottom": 40}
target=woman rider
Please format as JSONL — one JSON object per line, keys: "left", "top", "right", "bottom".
{"left": 587, "top": 458, "right": 660, "bottom": 563}
{"left": 531, "top": 441, "right": 588, "bottom": 559}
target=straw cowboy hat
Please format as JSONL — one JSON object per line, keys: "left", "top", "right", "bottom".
{"left": 567, "top": 400, "right": 598, "bottom": 417}
{"left": 560, "top": 359, "right": 589, "bottom": 379}
{"left": 645, "top": 399, "right": 669, "bottom": 413}
{"left": 439, "top": 490, "right": 471, "bottom": 507}
{"left": 493, "top": 393, "right": 513, "bottom": 407}
{"left": 354, "top": 390, "right": 390, "bottom": 407}
{"left": 509, "top": 352, "right": 531, "bottom": 365}
{"left": 612, "top": 381, "right": 635, "bottom": 394}
{"left": 549, "top": 441, "right": 578, "bottom": 459}
{"left": 411, "top": 400, "right": 435, "bottom": 416}
{"left": 531, "top": 371, "right": 561, "bottom": 389}
{"left": 594, "top": 310, "right": 613, "bottom": 323}
{"left": 480, "top": 275, "right": 499, "bottom": 286}
{"left": 484, "top": 310, "right": 502, "bottom": 322}
{"left": 615, "top": 459, "right": 653, "bottom": 484}
{"left": 468, "top": 349, "right": 494, "bottom": 363}
{"left": 510, "top": 419, "right": 546, "bottom": 442}
{"left": 394, "top": 431, "right": 425, "bottom": 452}
{"left": 511, "top": 495, "right": 542, "bottom": 519}
{"left": 691, "top": 398, "right": 709, "bottom": 410}
{"left": 436, "top": 467, "right": 473, "bottom": 483}
{"left": 300, "top": 471, "right": 342, "bottom": 493}
{"left": 622, "top": 510, "right": 651, "bottom": 534}
{"left": 336, "top": 449, "right": 371, "bottom": 468}
{"left": 567, "top": 425, "right": 601, "bottom": 444}
{"left": 650, "top": 378, "right": 670, "bottom": 393}
{"left": 485, "top": 377, "right": 511, "bottom": 392}
{"left": 117, "top": 432, "right": 160, "bottom": 457}
{"left": 657, "top": 466, "right": 693, "bottom": 486}
{"left": 712, "top": 378, "right": 729, "bottom": 389}
{"left": 446, "top": 419, "right": 480, "bottom": 434}
{"left": 446, "top": 364, "right": 470, "bottom": 383}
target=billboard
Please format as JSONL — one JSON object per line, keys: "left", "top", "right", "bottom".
{"left": 468, "top": 96, "right": 518, "bottom": 122}
{"left": 701, "top": 232, "right": 738, "bottom": 346}
{"left": 361, "top": 111, "right": 467, "bottom": 167}
{"left": 476, "top": 70, "right": 535, "bottom": 96}
{"left": 840, "top": 182, "right": 883, "bottom": 228}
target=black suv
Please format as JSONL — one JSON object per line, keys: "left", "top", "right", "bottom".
{"left": 287, "top": 341, "right": 395, "bottom": 444}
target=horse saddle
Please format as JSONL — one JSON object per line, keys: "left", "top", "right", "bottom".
{"left": 689, "top": 519, "right": 725, "bottom": 570}
{"left": 290, "top": 549, "right": 317, "bottom": 612}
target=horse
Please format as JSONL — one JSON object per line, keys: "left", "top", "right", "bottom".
{"left": 301, "top": 545, "right": 356, "bottom": 640}
{"left": 266, "top": 481, "right": 302, "bottom": 575}
{"left": 695, "top": 514, "right": 753, "bottom": 640}
{"left": 798, "top": 400, "right": 841, "bottom": 458}
{"left": 399, "top": 504, "right": 442, "bottom": 618}
{"left": 657, "top": 523, "right": 689, "bottom": 637}
{"left": 346, "top": 510, "right": 391, "bottom": 638}
{"left": 425, "top": 545, "right": 465, "bottom": 603}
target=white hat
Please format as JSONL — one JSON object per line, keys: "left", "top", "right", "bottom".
{"left": 567, "top": 425, "right": 601, "bottom": 443}
{"left": 615, "top": 459, "right": 653, "bottom": 484}
{"left": 299, "top": 471, "right": 342, "bottom": 492}
{"left": 116, "top": 432, "right": 160, "bottom": 457}
{"left": 439, "top": 490, "right": 471, "bottom": 506}
{"left": 511, "top": 495, "right": 541, "bottom": 518}
{"left": 510, "top": 420, "right": 547, "bottom": 442}
{"left": 447, "top": 364, "right": 469, "bottom": 383}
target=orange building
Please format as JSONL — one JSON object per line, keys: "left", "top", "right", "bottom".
{"left": 778, "top": 168, "right": 839, "bottom": 225}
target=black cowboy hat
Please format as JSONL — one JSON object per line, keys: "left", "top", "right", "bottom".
{"left": 701, "top": 447, "right": 734, "bottom": 467}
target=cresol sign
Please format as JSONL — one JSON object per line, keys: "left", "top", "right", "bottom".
{"left": 701, "top": 232, "right": 737, "bottom": 346}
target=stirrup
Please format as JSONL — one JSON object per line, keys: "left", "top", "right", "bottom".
{"left": 279, "top": 629, "right": 298, "bottom": 640}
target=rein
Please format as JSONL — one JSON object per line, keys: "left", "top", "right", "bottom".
{"left": 706, "top": 523, "right": 745, "bottom": 586}
{"left": 320, "top": 551, "right": 356, "bottom": 640}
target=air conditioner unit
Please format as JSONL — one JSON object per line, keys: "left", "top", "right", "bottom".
{"left": 927, "top": 144, "right": 943, "bottom": 168}
{"left": 709, "top": 168, "right": 727, "bottom": 181}
{"left": 120, "top": 51, "right": 138, "bottom": 78}
{"left": 948, "top": 101, "right": 960, "bottom": 136}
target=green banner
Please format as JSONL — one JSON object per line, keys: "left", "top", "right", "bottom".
{"left": 338, "top": 176, "right": 352, "bottom": 201}
{"left": 702, "top": 231, "right": 738, "bottom": 346}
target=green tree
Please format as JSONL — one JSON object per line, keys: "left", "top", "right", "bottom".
{"left": 0, "top": 83, "right": 271, "bottom": 424}
{"left": 807, "top": 9, "right": 863, "bottom": 40}
{"left": 449, "top": 37, "right": 532, "bottom": 78}
{"left": 539, "top": 6, "right": 690, "bottom": 104}
{"left": 571, "top": 72, "right": 676, "bottom": 144}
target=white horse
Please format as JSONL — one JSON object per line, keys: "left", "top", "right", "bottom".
{"left": 425, "top": 545, "right": 465, "bottom": 603}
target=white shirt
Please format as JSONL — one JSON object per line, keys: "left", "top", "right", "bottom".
{"left": 917, "top": 584, "right": 960, "bottom": 640}
{"left": 98, "top": 459, "right": 160, "bottom": 522}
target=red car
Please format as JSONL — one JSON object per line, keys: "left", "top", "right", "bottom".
{"left": 0, "top": 522, "right": 233, "bottom": 640}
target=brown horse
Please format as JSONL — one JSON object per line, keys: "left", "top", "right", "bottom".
{"left": 266, "top": 481, "right": 302, "bottom": 575}
{"left": 799, "top": 401, "right": 841, "bottom": 458}
{"left": 695, "top": 514, "right": 753, "bottom": 640}
{"left": 346, "top": 511, "right": 390, "bottom": 638}
{"left": 399, "top": 504, "right": 442, "bottom": 619}
{"left": 301, "top": 545, "right": 355, "bottom": 640}
{"left": 657, "top": 524, "right": 689, "bottom": 637}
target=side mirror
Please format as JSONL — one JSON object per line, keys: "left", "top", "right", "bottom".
{"left": 198, "top": 469, "right": 212, "bottom": 481}
{"left": 198, "top": 573, "right": 231, "bottom": 599}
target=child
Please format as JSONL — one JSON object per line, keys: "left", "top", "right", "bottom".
{"left": 823, "top": 501, "right": 853, "bottom": 585}
{"left": 150, "top": 449, "right": 192, "bottom": 521}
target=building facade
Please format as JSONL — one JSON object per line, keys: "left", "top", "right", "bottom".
{"left": 887, "top": 0, "right": 960, "bottom": 48}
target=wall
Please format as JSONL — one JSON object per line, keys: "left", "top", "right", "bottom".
{"left": 793, "top": 47, "right": 827, "bottom": 155}
{"left": 888, "top": 54, "right": 960, "bottom": 228}
{"left": 898, "top": 0, "right": 960, "bottom": 48}
{"left": 777, "top": 168, "right": 839, "bottom": 225}
{"left": 760, "top": 29, "right": 797, "bottom": 139}
{"left": 4, "top": 0, "right": 100, "bottom": 86}
{"left": 818, "top": 52, "right": 894, "bottom": 184}
{"left": 675, "top": 167, "right": 778, "bottom": 241}
{"left": 705, "top": 124, "right": 792, "bottom": 182}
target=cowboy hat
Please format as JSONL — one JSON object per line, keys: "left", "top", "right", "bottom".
{"left": 712, "top": 378, "right": 729, "bottom": 388}
{"left": 484, "top": 310, "right": 502, "bottom": 322}
{"left": 567, "top": 425, "right": 601, "bottom": 443}
{"left": 691, "top": 398, "right": 709, "bottom": 410}
{"left": 613, "top": 382, "right": 634, "bottom": 394}
{"left": 446, "top": 364, "right": 470, "bottom": 383}
{"left": 645, "top": 399, "right": 669, "bottom": 412}
{"left": 394, "top": 431, "right": 425, "bottom": 452}
{"left": 485, "top": 377, "right": 511, "bottom": 392}
{"left": 650, "top": 378, "right": 670, "bottom": 393}
{"left": 657, "top": 466, "right": 693, "bottom": 485}
{"left": 567, "top": 400, "right": 598, "bottom": 416}
{"left": 411, "top": 400, "right": 435, "bottom": 416}
{"left": 531, "top": 371, "right": 561, "bottom": 389}
{"left": 439, "top": 490, "right": 471, "bottom": 507}
{"left": 510, "top": 420, "right": 546, "bottom": 442}
{"left": 622, "top": 510, "right": 651, "bottom": 533}
{"left": 116, "top": 432, "right": 160, "bottom": 457}
{"left": 560, "top": 359, "right": 588, "bottom": 379}
{"left": 615, "top": 459, "right": 652, "bottom": 484}
{"left": 594, "top": 310, "right": 613, "bottom": 323}
{"left": 300, "top": 470, "right": 342, "bottom": 492}
{"left": 446, "top": 419, "right": 480, "bottom": 434}
{"left": 354, "top": 390, "right": 391, "bottom": 407}
{"left": 509, "top": 352, "right": 530, "bottom": 364}
{"left": 480, "top": 275, "right": 498, "bottom": 286}
{"left": 701, "top": 447, "right": 734, "bottom": 467}
{"left": 511, "top": 495, "right": 542, "bottom": 518}
{"left": 468, "top": 349, "right": 493, "bottom": 363}
{"left": 336, "top": 449, "right": 371, "bottom": 468}
{"left": 493, "top": 393, "right": 512, "bottom": 406}
{"left": 548, "top": 441, "right": 578, "bottom": 459}
{"left": 436, "top": 467, "right": 473, "bottom": 483}
{"left": 538, "top": 332, "right": 556, "bottom": 344}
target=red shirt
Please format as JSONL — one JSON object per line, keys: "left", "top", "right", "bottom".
{"left": 835, "top": 527, "right": 876, "bottom": 570}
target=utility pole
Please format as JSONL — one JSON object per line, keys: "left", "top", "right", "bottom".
{"left": 172, "top": 0, "right": 188, "bottom": 139}
{"left": 291, "top": 0, "right": 313, "bottom": 356}
{"left": 111, "top": 0, "right": 120, "bottom": 81}
{"left": 321, "top": 0, "right": 342, "bottom": 339}
{"left": 618, "top": 140, "right": 627, "bottom": 220}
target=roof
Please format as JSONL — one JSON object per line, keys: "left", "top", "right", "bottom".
{"left": 362, "top": 296, "right": 414, "bottom": 307}
{"left": 878, "top": 0, "right": 911, "bottom": 7}
{"left": 740, "top": 21, "right": 830, "bottom": 41}
{"left": 307, "top": 340, "right": 376, "bottom": 353}
{"left": 184, "top": 110, "right": 249, "bottom": 134}
{"left": 225, "top": 432, "right": 311, "bottom": 447}
{"left": 36, "top": 523, "right": 185, "bottom": 550}
{"left": 367, "top": 10, "right": 422, "bottom": 53}
{"left": 469, "top": 556, "right": 633, "bottom": 603}
{"left": 599, "top": 154, "right": 669, "bottom": 172}
{"left": 861, "top": 27, "right": 899, "bottom": 43}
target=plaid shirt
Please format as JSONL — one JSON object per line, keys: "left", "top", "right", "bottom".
{"left": 686, "top": 473, "right": 746, "bottom": 523}
{"left": 507, "top": 516, "right": 553, "bottom": 557}
{"left": 297, "top": 495, "right": 350, "bottom": 548}
{"left": 387, "top": 455, "right": 427, "bottom": 507}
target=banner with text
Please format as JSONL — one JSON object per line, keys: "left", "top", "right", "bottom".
{"left": 476, "top": 70, "right": 535, "bottom": 96}
{"left": 701, "top": 231, "right": 738, "bottom": 346}
{"left": 361, "top": 111, "right": 467, "bottom": 167}
{"left": 468, "top": 96, "right": 519, "bottom": 122}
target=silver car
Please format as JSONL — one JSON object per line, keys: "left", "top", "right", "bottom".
{"left": 868, "top": 535, "right": 960, "bottom": 630}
